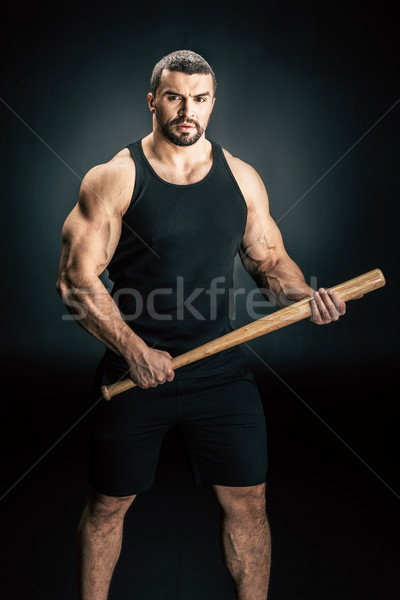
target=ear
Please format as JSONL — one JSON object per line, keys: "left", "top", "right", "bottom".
{"left": 147, "top": 92, "right": 156, "bottom": 113}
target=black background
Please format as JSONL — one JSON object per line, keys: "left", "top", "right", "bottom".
{"left": 1, "top": 1, "right": 399, "bottom": 598}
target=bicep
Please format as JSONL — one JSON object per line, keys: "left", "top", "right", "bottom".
{"left": 59, "top": 185, "right": 122, "bottom": 279}
{"left": 239, "top": 172, "right": 289, "bottom": 273}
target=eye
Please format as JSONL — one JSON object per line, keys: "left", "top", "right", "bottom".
{"left": 196, "top": 96, "right": 206, "bottom": 102}
{"left": 168, "top": 95, "right": 181, "bottom": 101}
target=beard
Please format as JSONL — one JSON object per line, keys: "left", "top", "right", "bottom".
{"left": 155, "top": 109, "right": 205, "bottom": 146}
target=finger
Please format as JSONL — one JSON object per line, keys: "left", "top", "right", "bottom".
{"left": 166, "top": 370, "right": 175, "bottom": 382}
{"left": 130, "top": 372, "right": 147, "bottom": 389}
{"left": 137, "top": 382, "right": 150, "bottom": 389}
{"left": 318, "top": 288, "right": 341, "bottom": 321}
{"left": 309, "top": 296, "right": 321, "bottom": 324}
{"left": 327, "top": 289, "right": 346, "bottom": 316}
{"left": 309, "top": 294, "right": 327, "bottom": 325}
{"left": 313, "top": 290, "right": 333, "bottom": 323}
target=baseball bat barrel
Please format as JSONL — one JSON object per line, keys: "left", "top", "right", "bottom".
{"left": 101, "top": 268, "right": 385, "bottom": 400}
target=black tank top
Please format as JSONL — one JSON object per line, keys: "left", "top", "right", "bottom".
{"left": 103, "top": 138, "right": 249, "bottom": 378}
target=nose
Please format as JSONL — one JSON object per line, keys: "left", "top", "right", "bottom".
{"left": 178, "top": 98, "right": 195, "bottom": 119}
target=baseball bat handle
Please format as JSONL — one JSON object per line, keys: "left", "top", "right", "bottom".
{"left": 101, "top": 268, "right": 385, "bottom": 401}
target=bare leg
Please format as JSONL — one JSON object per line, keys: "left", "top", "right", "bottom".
{"left": 213, "top": 483, "right": 271, "bottom": 600}
{"left": 76, "top": 485, "right": 136, "bottom": 600}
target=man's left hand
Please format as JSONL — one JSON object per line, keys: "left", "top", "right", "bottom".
{"left": 309, "top": 288, "right": 346, "bottom": 325}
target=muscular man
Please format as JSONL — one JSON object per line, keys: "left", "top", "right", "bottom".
{"left": 57, "top": 50, "right": 346, "bottom": 600}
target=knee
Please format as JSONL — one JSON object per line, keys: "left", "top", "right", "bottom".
{"left": 215, "top": 483, "right": 267, "bottom": 519}
{"left": 84, "top": 485, "right": 136, "bottom": 524}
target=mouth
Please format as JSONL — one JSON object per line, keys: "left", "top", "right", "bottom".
{"left": 175, "top": 123, "right": 195, "bottom": 132}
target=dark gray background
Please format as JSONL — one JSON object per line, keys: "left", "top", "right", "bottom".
{"left": 1, "top": 1, "right": 399, "bottom": 598}
{"left": 2, "top": 1, "right": 398, "bottom": 368}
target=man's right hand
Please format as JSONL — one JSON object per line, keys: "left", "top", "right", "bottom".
{"left": 127, "top": 344, "right": 175, "bottom": 389}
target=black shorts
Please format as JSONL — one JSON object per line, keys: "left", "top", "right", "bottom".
{"left": 88, "top": 356, "right": 268, "bottom": 497}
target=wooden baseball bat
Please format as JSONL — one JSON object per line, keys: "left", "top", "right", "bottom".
{"left": 102, "top": 268, "right": 385, "bottom": 400}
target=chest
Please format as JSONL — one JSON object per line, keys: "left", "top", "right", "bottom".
{"left": 123, "top": 179, "right": 247, "bottom": 263}
{"left": 146, "top": 157, "right": 213, "bottom": 185}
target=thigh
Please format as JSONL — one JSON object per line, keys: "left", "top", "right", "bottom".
{"left": 88, "top": 360, "right": 179, "bottom": 497}
{"left": 179, "top": 371, "right": 268, "bottom": 487}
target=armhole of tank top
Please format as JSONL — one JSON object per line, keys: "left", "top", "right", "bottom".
{"left": 215, "top": 142, "right": 248, "bottom": 214}
{"left": 214, "top": 142, "right": 249, "bottom": 250}
{"left": 124, "top": 141, "right": 143, "bottom": 213}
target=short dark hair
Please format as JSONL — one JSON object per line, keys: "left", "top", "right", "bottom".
{"left": 150, "top": 50, "right": 217, "bottom": 97}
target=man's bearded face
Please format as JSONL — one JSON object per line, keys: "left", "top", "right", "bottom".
{"left": 154, "top": 110, "right": 205, "bottom": 146}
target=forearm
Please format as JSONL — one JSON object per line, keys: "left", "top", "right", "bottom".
{"left": 57, "top": 270, "right": 146, "bottom": 359}
{"left": 250, "top": 255, "right": 314, "bottom": 307}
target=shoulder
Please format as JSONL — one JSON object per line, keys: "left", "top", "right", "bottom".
{"left": 79, "top": 147, "right": 135, "bottom": 217}
{"left": 221, "top": 147, "right": 268, "bottom": 205}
